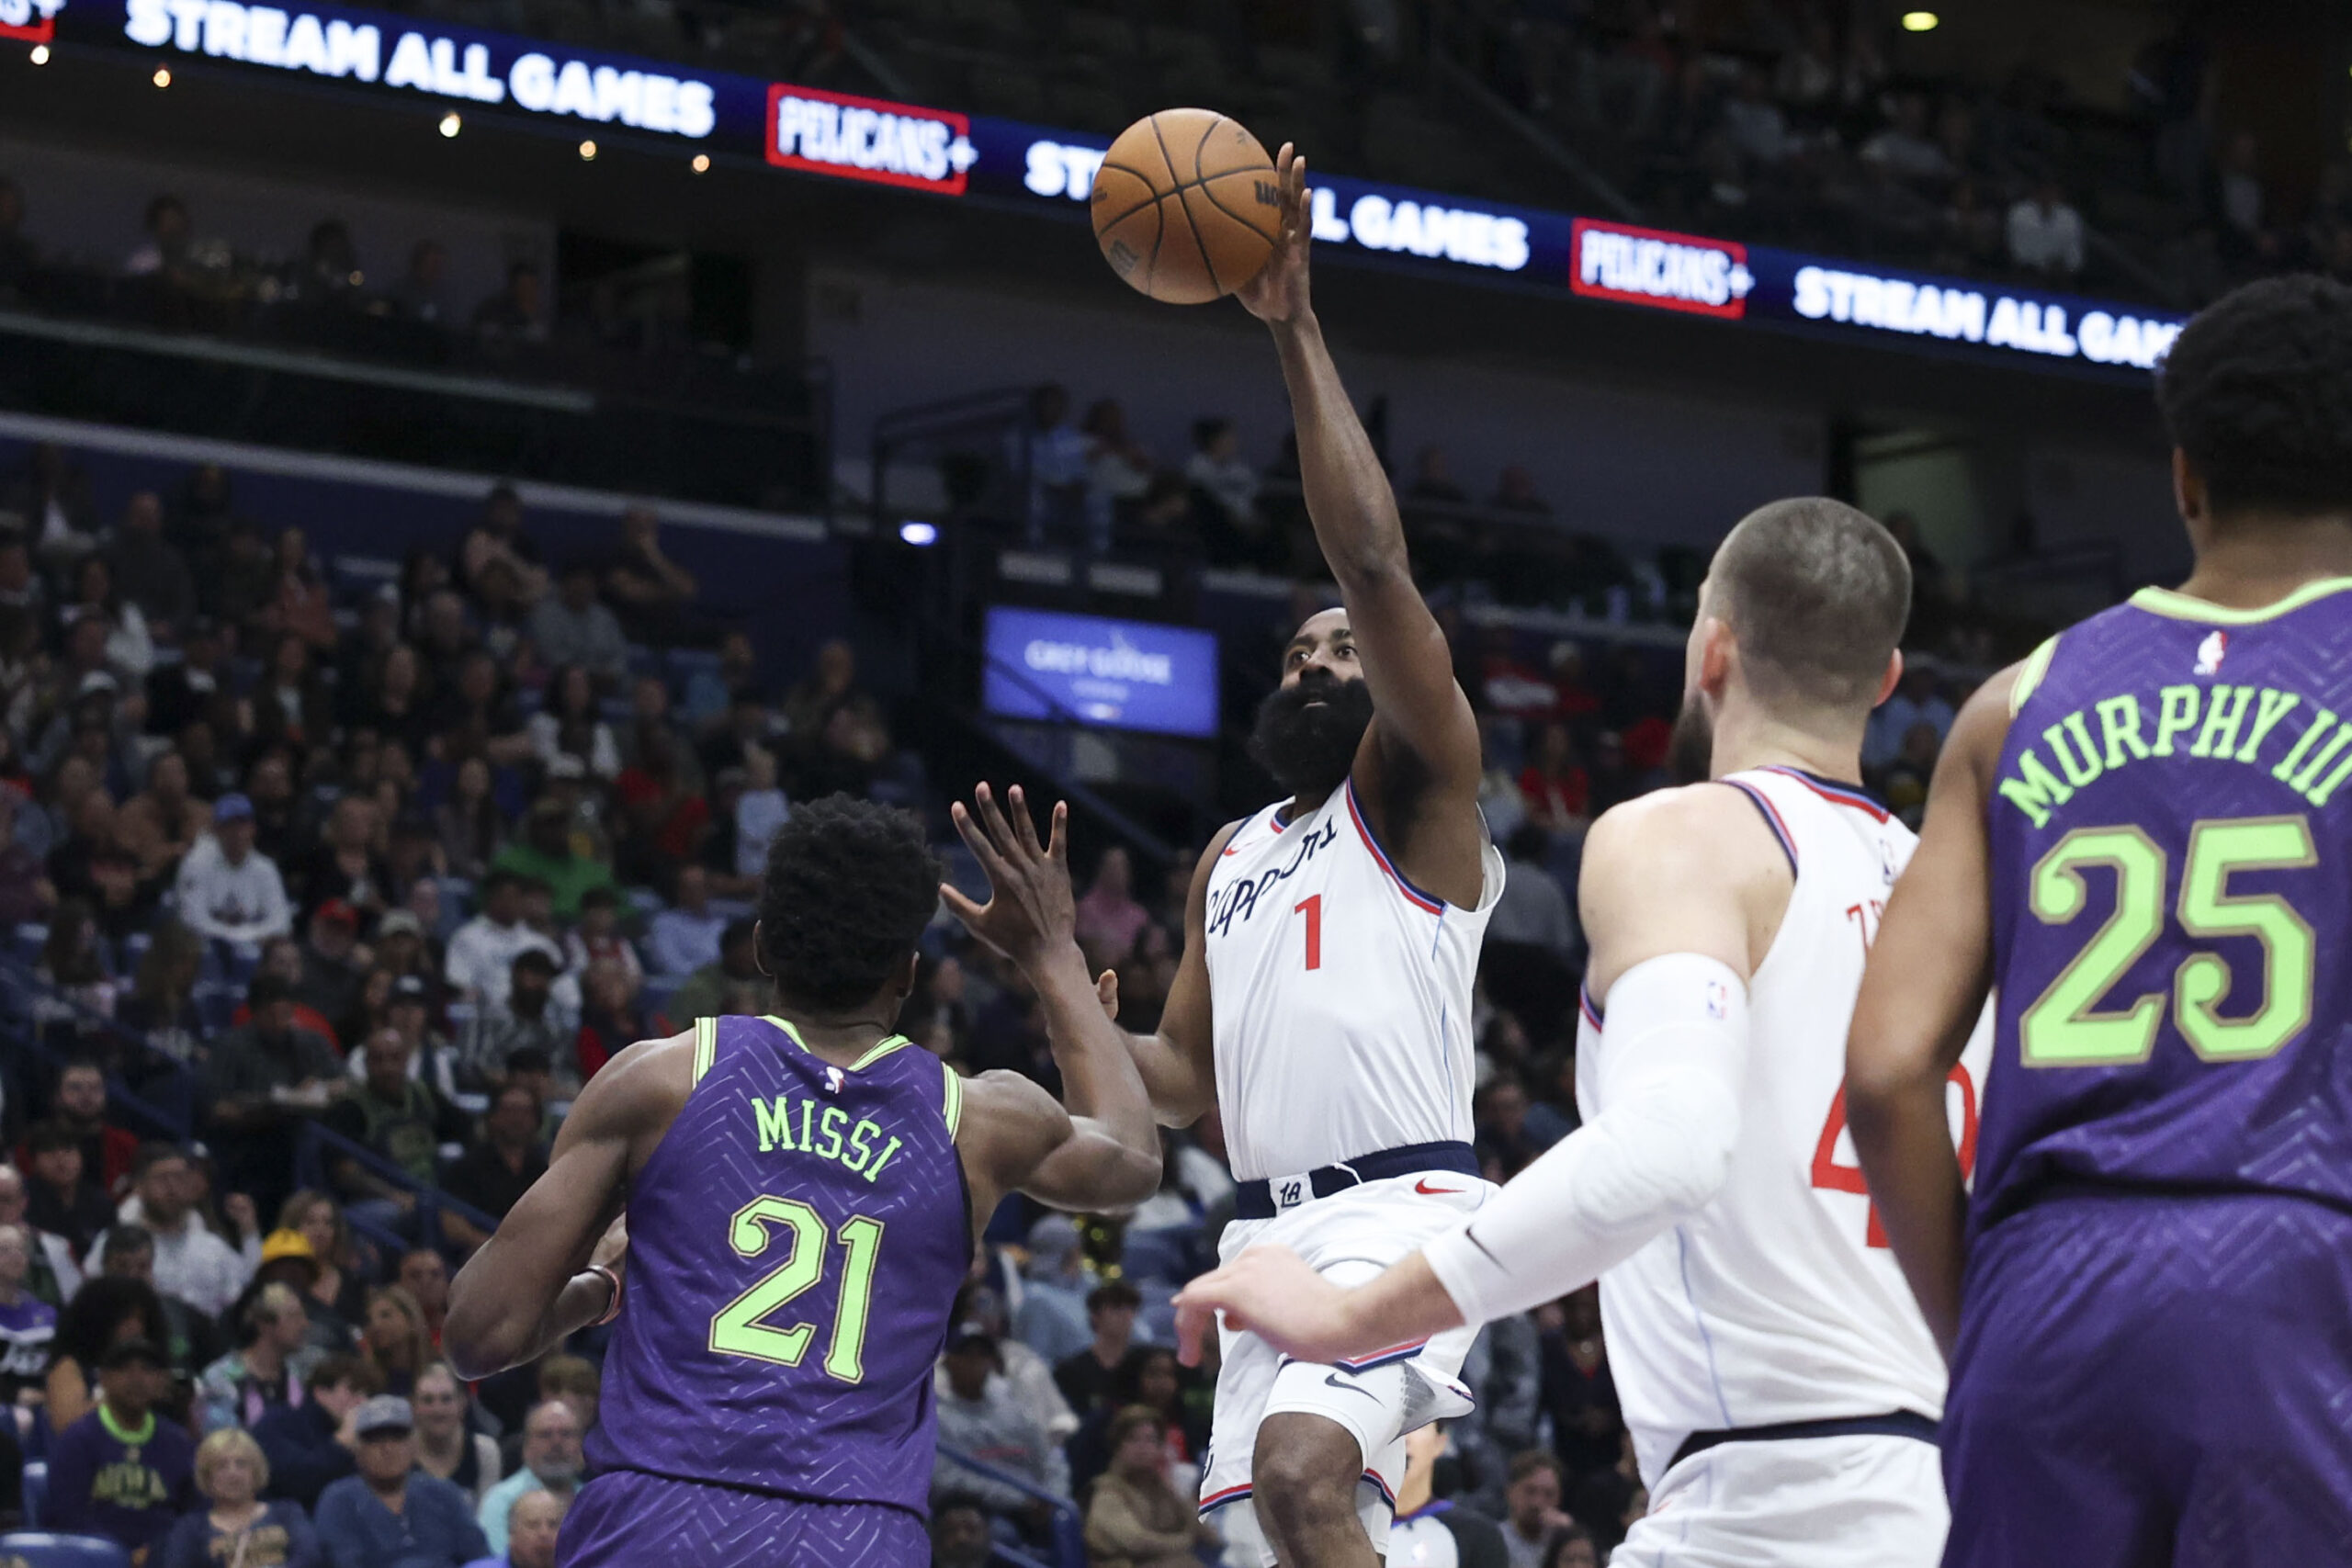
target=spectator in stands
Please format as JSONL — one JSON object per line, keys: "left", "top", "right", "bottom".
{"left": 472, "top": 262, "right": 547, "bottom": 342}
{"left": 439, "top": 1084, "right": 546, "bottom": 1255}
{"left": 1013, "top": 1214, "right": 1091, "bottom": 1365}
{"left": 5, "top": 442, "right": 96, "bottom": 577}
{"left": 929, "top": 1495, "right": 995, "bottom": 1568}
{"left": 560, "top": 885, "right": 638, "bottom": 992}
{"left": 1054, "top": 1280, "right": 1143, "bottom": 1416}
{"left": 358, "top": 1286, "right": 429, "bottom": 1398}
{"left": 464, "top": 949, "right": 574, "bottom": 1090}
{"left": 0, "top": 1222, "right": 57, "bottom": 1405}
{"left": 1083, "top": 1404, "right": 1214, "bottom": 1568}
{"left": 95, "top": 1224, "right": 223, "bottom": 1382}
{"left": 475, "top": 1398, "right": 582, "bottom": 1553}
{"left": 933, "top": 1325, "right": 1068, "bottom": 1529}
{"left": 198, "top": 1280, "right": 317, "bottom": 1433}
{"left": 1184, "top": 416, "right": 1260, "bottom": 527}
{"left": 1020, "top": 382, "right": 1091, "bottom": 543}
{"left": 218, "top": 521, "right": 278, "bottom": 640}
{"left": 492, "top": 798, "right": 616, "bottom": 924}
{"left": 458, "top": 484, "right": 544, "bottom": 603}
{"left": 318, "top": 1393, "right": 491, "bottom": 1566}
{"left": 89, "top": 1143, "right": 250, "bottom": 1318}
{"left": 47, "top": 1055, "right": 140, "bottom": 1192}
{"left": 529, "top": 565, "right": 628, "bottom": 687}
{"left": 1861, "top": 92, "right": 1951, "bottom": 186}
{"left": 146, "top": 615, "right": 230, "bottom": 741}
{"left": 1389, "top": 1420, "right": 1506, "bottom": 1566}
{"left": 1498, "top": 1450, "right": 1571, "bottom": 1568}
{"left": 731, "top": 743, "right": 788, "bottom": 874}
{"left": 118, "top": 750, "right": 207, "bottom": 881}
{"left": 2007, "top": 176, "right": 2086, "bottom": 279}
{"left": 659, "top": 917, "right": 762, "bottom": 1032}
{"left": 599, "top": 504, "right": 697, "bottom": 644}
{"left": 161, "top": 1427, "right": 322, "bottom": 1568}
{"left": 1490, "top": 465, "right": 1552, "bottom": 515}
{"left": 0, "top": 785, "right": 48, "bottom": 927}
{"left": 116, "top": 920, "right": 204, "bottom": 1069}
{"left": 475, "top": 1487, "right": 565, "bottom": 1568}
{"left": 1407, "top": 444, "right": 1468, "bottom": 504}
{"left": 288, "top": 901, "right": 365, "bottom": 1029}
{"left": 50, "top": 1336, "right": 197, "bottom": 1554}
{"left": 647, "top": 863, "right": 725, "bottom": 976}
{"left": 1538, "top": 1287, "right": 1620, "bottom": 1485}
{"left": 1489, "top": 822, "right": 1577, "bottom": 962}
{"left": 205, "top": 974, "right": 344, "bottom": 1216}
{"left": 1080, "top": 399, "right": 1154, "bottom": 545}
{"left": 254, "top": 1352, "right": 380, "bottom": 1508}
{"left": 302, "top": 795, "right": 393, "bottom": 926}
{"left": 1542, "top": 1525, "right": 1600, "bottom": 1568}
{"left": 573, "top": 958, "right": 644, "bottom": 1081}
{"left": 427, "top": 650, "right": 535, "bottom": 770}
{"left": 176, "top": 793, "right": 295, "bottom": 948}
{"left": 779, "top": 640, "right": 889, "bottom": 799}
{"left": 399, "top": 1249, "right": 449, "bottom": 1343}
{"left": 413, "top": 1360, "right": 502, "bottom": 1507}
{"left": 1518, "top": 723, "right": 1589, "bottom": 836}
{"left": 323, "top": 1027, "right": 471, "bottom": 1230}
{"left": 381, "top": 237, "right": 452, "bottom": 322}
{"left": 1864, "top": 660, "right": 1956, "bottom": 771}
{"left": 105, "top": 489, "right": 197, "bottom": 642}
{"left": 46, "top": 1273, "right": 170, "bottom": 1428}
{"left": 0, "top": 1164, "right": 78, "bottom": 1307}
{"left": 1072, "top": 848, "right": 1148, "bottom": 971}
{"left": 443, "top": 869, "right": 558, "bottom": 1006}
{"left": 25, "top": 1118, "right": 114, "bottom": 1259}
{"left": 434, "top": 755, "right": 507, "bottom": 883}
{"left": 266, "top": 527, "right": 340, "bottom": 652}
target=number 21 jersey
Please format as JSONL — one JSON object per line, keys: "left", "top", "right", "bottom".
{"left": 589, "top": 1015, "right": 969, "bottom": 1514}
{"left": 1978, "top": 579, "right": 2352, "bottom": 1236}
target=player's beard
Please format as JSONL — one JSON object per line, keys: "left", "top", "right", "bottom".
{"left": 1668, "top": 690, "right": 1715, "bottom": 784}
{"left": 1250, "top": 674, "right": 1375, "bottom": 799}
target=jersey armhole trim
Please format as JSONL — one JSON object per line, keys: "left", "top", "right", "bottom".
{"left": 941, "top": 1062, "right": 964, "bottom": 1138}
{"left": 691, "top": 1018, "right": 718, "bottom": 1086}
{"left": 1342, "top": 778, "right": 1448, "bottom": 915}
{"left": 1717, "top": 778, "right": 1799, "bottom": 876}
{"left": 2009, "top": 635, "right": 2061, "bottom": 716}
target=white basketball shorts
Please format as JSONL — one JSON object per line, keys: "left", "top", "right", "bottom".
{"left": 1198, "top": 1173, "right": 1492, "bottom": 1566}
{"left": 1612, "top": 1431, "right": 1948, "bottom": 1568}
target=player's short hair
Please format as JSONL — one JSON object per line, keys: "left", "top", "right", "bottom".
{"left": 1710, "top": 499, "right": 1909, "bottom": 712}
{"left": 756, "top": 795, "right": 941, "bottom": 1010}
{"left": 2155, "top": 274, "right": 2352, "bottom": 517}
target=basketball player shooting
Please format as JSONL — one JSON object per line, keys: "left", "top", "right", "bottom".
{"left": 443, "top": 789, "right": 1160, "bottom": 1565}
{"left": 1178, "top": 502, "right": 1991, "bottom": 1567}
{"left": 1846, "top": 275, "right": 2352, "bottom": 1567}
{"left": 1091, "top": 143, "right": 1506, "bottom": 1567}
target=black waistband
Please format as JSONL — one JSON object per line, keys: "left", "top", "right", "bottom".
{"left": 1235, "top": 1141, "right": 1481, "bottom": 1220}
{"left": 1669, "top": 1410, "right": 1939, "bottom": 1471}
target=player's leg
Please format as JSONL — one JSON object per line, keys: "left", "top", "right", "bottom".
{"left": 2168, "top": 1196, "right": 2352, "bottom": 1566}
{"left": 1940, "top": 1196, "right": 2177, "bottom": 1568}
{"left": 1611, "top": 1436, "right": 1944, "bottom": 1568}
{"left": 1252, "top": 1410, "right": 1384, "bottom": 1568}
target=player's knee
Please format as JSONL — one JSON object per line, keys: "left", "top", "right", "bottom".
{"left": 1251, "top": 1413, "right": 1363, "bottom": 1524}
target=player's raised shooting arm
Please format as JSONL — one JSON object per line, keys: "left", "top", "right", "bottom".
{"left": 939, "top": 786, "right": 1160, "bottom": 1205}
{"left": 1242, "top": 147, "right": 1479, "bottom": 795}
{"left": 442, "top": 1033, "right": 684, "bottom": 1379}
{"left": 1848, "top": 671, "right": 2012, "bottom": 1359}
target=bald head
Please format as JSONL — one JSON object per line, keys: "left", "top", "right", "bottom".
{"left": 1707, "top": 499, "right": 1910, "bottom": 713}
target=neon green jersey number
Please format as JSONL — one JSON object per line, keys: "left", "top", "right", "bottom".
{"left": 2021, "top": 815, "right": 2318, "bottom": 1067}
{"left": 708, "top": 1196, "right": 887, "bottom": 1383}
{"left": 2173, "top": 816, "right": 2317, "bottom": 1061}
{"left": 2022, "top": 827, "right": 2168, "bottom": 1066}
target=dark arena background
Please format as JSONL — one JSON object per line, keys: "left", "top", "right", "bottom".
{"left": 0, "top": 1, "right": 2346, "bottom": 1564}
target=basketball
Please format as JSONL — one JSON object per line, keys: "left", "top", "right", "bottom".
{"left": 1091, "top": 108, "right": 1283, "bottom": 305}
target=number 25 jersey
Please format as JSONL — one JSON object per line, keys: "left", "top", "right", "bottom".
{"left": 1978, "top": 579, "right": 2352, "bottom": 1236}
{"left": 588, "top": 1015, "right": 969, "bottom": 1514}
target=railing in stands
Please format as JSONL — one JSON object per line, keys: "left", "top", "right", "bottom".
{"left": 292, "top": 1122, "right": 503, "bottom": 1260}
{"left": 932, "top": 1445, "right": 1086, "bottom": 1568}
{"left": 0, "top": 953, "right": 198, "bottom": 1145}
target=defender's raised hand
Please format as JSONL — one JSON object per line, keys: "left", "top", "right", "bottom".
{"left": 1236, "top": 143, "right": 1312, "bottom": 325}
{"left": 940, "top": 784, "right": 1075, "bottom": 970}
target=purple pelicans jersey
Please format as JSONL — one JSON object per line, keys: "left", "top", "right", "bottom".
{"left": 1941, "top": 577, "right": 2352, "bottom": 1568}
{"left": 587, "top": 1014, "right": 970, "bottom": 1516}
{"left": 1977, "top": 578, "right": 2352, "bottom": 1230}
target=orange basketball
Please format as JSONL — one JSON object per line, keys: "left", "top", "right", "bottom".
{"left": 1091, "top": 109, "right": 1282, "bottom": 305}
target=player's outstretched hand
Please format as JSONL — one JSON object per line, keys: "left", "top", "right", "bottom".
{"left": 941, "top": 784, "right": 1076, "bottom": 971}
{"left": 1172, "top": 1245, "right": 1357, "bottom": 1367}
{"left": 1236, "top": 143, "right": 1311, "bottom": 326}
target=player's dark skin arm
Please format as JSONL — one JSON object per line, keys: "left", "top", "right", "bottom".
{"left": 1241, "top": 145, "right": 1485, "bottom": 907}
{"left": 443, "top": 1032, "right": 684, "bottom": 1379}
{"left": 942, "top": 784, "right": 1161, "bottom": 1208}
{"left": 1846, "top": 667, "right": 2019, "bottom": 1358}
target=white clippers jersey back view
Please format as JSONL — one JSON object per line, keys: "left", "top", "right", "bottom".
{"left": 1578, "top": 767, "right": 1993, "bottom": 1487}
{"left": 1205, "top": 779, "right": 1504, "bottom": 1182}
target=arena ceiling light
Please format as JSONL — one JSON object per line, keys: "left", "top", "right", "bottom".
{"left": 1901, "top": 11, "right": 1939, "bottom": 30}
{"left": 578, "top": 139, "right": 597, "bottom": 160}
{"left": 439, "top": 110, "right": 462, "bottom": 137}
{"left": 151, "top": 62, "right": 170, "bottom": 85}
{"left": 28, "top": 43, "right": 48, "bottom": 62}
{"left": 899, "top": 521, "right": 939, "bottom": 547}
{"left": 692, "top": 153, "right": 711, "bottom": 173}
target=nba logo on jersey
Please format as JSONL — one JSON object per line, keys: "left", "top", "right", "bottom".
{"left": 2193, "top": 628, "right": 2228, "bottom": 675}
{"left": 1704, "top": 978, "right": 1730, "bottom": 1020}
{"left": 822, "top": 1065, "right": 845, "bottom": 1095}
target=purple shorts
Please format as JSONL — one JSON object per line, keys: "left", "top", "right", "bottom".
{"left": 1943, "top": 1191, "right": 2352, "bottom": 1568}
{"left": 557, "top": 1469, "right": 931, "bottom": 1567}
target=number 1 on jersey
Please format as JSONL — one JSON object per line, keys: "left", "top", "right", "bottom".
{"left": 1294, "top": 895, "right": 1322, "bottom": 971}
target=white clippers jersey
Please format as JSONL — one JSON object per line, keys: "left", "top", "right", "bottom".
{"left": 1578, "top": 767, "right": 1993, "bottom": 1488}
{"left": 1205, "top": 779, "right": 1504, "bottom": 1182}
